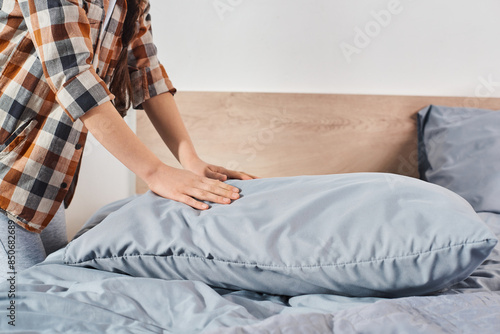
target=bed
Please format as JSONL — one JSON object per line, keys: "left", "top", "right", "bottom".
{"left": 1, "top": 92, "right": 500, "bottom": 333}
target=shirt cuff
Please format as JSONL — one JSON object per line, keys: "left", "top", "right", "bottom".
{"left": 55, "top": 69, "right": 115, "bottom": 122}
{"left": 130, "top": 63, "right": 176, "bottom": 110}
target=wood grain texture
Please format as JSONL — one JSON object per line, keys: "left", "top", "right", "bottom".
{"left": 136, "top": 92, "right": 500, "bottom": 193}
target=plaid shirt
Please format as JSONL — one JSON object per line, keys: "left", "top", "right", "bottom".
{"left": 0, "top": 0, "right": 175, "bottom": 233}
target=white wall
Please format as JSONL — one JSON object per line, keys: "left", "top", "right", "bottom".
{"left": 152, "top": 0, "right": 500, "bottom": 97}
{"left": 66, "top": 0, "right": 500, "bottom": 238}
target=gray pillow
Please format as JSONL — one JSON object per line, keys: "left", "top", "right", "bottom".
{"left": 418, "top": 105, "right": 500, "bottom": 213}
{"left": 64, "top": 173, "right": 497, "bottom": 297}
{"left": 72, "top": 196, "right": 138, "bottom": 240}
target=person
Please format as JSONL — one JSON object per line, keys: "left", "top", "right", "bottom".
{"left": 0, "top": 0, "right": 255, "bottom": 279}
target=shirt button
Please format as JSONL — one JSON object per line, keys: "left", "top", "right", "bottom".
{"left": 61, "top": 182, "right": 68, "bottom": 189}
{"left": 75, "top": 143, "right": 82, "bottom": 150}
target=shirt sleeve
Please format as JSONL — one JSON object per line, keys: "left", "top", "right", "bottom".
{"left": 19, "top": 0, "right": 115, "bottom": 122}
{"left": 128, "top": 0, "right": 176, "bottom": 110}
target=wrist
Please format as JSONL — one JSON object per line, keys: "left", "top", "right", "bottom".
{"left": 179, "top": 152, "right": 202, "bottom": 171}
{"left": 142, "top": 159, "right": 168, "bottom": 188}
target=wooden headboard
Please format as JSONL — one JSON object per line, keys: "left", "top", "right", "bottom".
{"left": 136, "top": 92, "right": 500, "bottom": 193}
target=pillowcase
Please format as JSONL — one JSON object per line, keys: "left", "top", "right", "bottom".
{"left": 71, "top": 195, "right": 138, "bottom": 240}
{"left": 418, "top": 105, "right": 500, "bottom": 213}
{"left": 64, "top": 173, "right": 497, "bottom": 297}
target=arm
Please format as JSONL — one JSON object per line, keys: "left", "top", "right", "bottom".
{"left": 142, "top": 93, "right": 256, "bottom": 181}
{"left": 79, "top": 102, "right": 241, "bottom": 210}
{"left": 125, "top": 2, "right": 255, "bottom": 181}
{"left": 142, "top": 93, "right": 198, "bottom": 170}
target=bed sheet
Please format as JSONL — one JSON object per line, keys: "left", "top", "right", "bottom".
{"left": 444, "top": 212, "right": 500, "bottom": 293}
{"left": 0, "top": 213, "right": 499, "bottom": 333}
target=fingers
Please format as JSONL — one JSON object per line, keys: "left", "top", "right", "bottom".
{"left": 208, "top": 165, "right": 259, "bottom": 181}
{"left": 149, "top": 165, "right": 256, "bottom": 211}
{"left": 177, "top": 176, "right": 240, "bottom": 210}
{"left": 200, "top": 178, "right": 240, "bottom": 200}
{"left": 224, "top": 169, "right": 258, "bottom": 180}
{"left": 178, "top": 194, "right": 210, "bottom": 210}
{"left": 239, "top": 172, "right": 259, "bottom": 180}
{"left": 187, "top": 188, "right": 232, "bottom": 207}
{"left": 204, "top": 168, "right": 228, "bottom": 181}
{"left": 168, "top": 184, "right": 236, "bottom": 211}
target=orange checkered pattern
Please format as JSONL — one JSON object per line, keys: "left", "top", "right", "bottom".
{"left": 0, "top": 0, "right": 175, "bottom": 232}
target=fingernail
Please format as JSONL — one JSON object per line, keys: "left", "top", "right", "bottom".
{"left": 224, "top": 198, "right": 231, "bottom": 203}
{"left": 232, "top": 188, "right": 240, "bottom": 192}
{"left": 231, "top": 193, "right": 239, "bottom": 199}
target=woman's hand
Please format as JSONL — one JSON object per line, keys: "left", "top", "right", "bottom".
{"left": 146, "top": 164, "right": 242, "bottom": 210}
{"left": 139, "top": 93, "right": 257, "bottom": 208}
{"left": 183, "top": 158, "right": 258, "bottom": 181}
{"left": 81, "top": 100, "right": 254, "bottom": 211}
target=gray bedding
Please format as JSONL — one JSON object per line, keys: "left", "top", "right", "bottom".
{"left": 1, "top": 212, "right": 499, "bottom": 333}
{"left": 2, "top": 104, "right": 500, "bottom": 333}
{"left": 64, "top": 174, "right": 496, "bottom": 298}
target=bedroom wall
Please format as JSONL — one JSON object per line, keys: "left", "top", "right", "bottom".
{"left": 153, "top": 0, "right": 500, "bottom": 97}
{"left": 65, "top": 0, "right": 500, "bottom": 238}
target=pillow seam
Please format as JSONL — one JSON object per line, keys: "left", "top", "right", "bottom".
{"left": 64, "top": 238, "right": 496, "bottom": 268}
